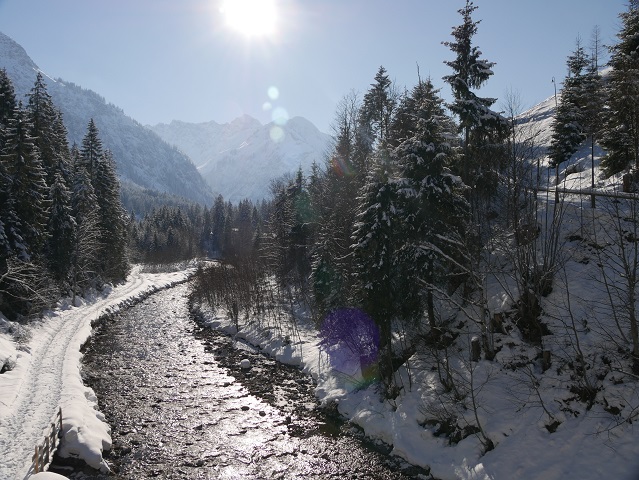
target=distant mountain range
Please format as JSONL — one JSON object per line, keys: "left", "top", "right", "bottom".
{"left": 0, "top": 31, "right": 214, "bottom": 205}
{"left": 0, "top": 31, "right": 335, "bottom": 206}
{"left": 149, "top": 115, "right": 334, "bottom": 203}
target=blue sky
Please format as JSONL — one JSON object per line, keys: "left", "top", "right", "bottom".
{"left": 0, "top": 0, "right": 626, "bottom": 133}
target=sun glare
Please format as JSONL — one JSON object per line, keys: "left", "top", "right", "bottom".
{"left": 221, "top": 0, "right": 277, "bottom": 38}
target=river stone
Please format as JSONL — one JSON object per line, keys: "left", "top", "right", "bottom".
{"left": 240, "top": 358, "right": 251, "bottom": 369}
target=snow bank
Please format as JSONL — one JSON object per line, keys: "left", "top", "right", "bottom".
{"left": 30, "top": 473, "right": 68, "bottom": 480}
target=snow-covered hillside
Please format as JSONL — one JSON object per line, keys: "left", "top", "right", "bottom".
{"left": 150, "top": 115, "right": 334, "bottom": 203}
{"left": 516, "top": 93, "right": 624, "bottom": 194}
{"left": 0, "top": 32, "right": 213, "bottom": 205}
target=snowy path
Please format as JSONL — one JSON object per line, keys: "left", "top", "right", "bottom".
{"left": 0, "top": 266, "right": 194, "bottom": 480}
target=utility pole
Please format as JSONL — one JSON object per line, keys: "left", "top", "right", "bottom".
{"left": 552, "top": 77, "right": 560, "bottom": 204}
{"left": 591, "top": 134, "right": 596, "bottom": 208}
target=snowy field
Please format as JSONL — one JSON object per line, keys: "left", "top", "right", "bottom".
{"left": 0, "top": 265, "right": 195, "bottom": 480}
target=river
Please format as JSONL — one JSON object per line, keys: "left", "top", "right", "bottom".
{"left": 51, "top": 283, "right": 430, "bottom": 479}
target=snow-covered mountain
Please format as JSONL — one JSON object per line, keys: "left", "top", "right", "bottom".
{"left": 0, "top": 32, "right": 214, "bottom": 205}
{"left": 150, "top": 115, "right": 334, "bottom": 203}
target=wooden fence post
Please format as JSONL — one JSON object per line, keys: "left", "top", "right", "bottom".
{"left": 30, "top": 407, "right": 64, "bottom": 476}
{"left": 34, "top": 446, "right": 39, "bottom": 473}
{"left": 43, "top": 436, "right": 50, "bottom": 465}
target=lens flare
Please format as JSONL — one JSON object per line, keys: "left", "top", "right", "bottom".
{"left": 267, "top": 86, "right": 279, "bottom": 100}
{"left": 270, "top": 125, "right": 285, "bottom": 142}
{"left": 331, "top": 155, "right": 355, "bottom": 177}
{"left": 319, "top": 307, "right": 379, "bottom": 388}
{"left": 272, "top": 106, "right": 289, "bottom": 126}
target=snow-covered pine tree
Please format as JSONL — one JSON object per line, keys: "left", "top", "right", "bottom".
{"left": 51, "top": 109, "right": 72, "bottom": 183}
{"left": 80, "top": 118, "right": 103, "bottom": 179}
{"left": 0, "top": 69, "right": 17, "bottom": 132}
{"left": 26, "top": 75, "right": 77, "bottom": 275}
{"left": 26, "top": 72, "right": 62, "bottom": 187}
{"left": 1, "top": 106, "right": 49, "bottom": 260}
{"left": 359, "top": 66, "right": 396, "bottom": 148}
{"left": 393, "top": 78, "right": 469, "bottom": 331}
{"left": 0, "top": 72, "right": 22, "bottom": 262}
{"left": 442, "top": 0, "right": 508, "bottom": 192}
{"left": 600, "top": 0, "right": 639, "bottom": 175}
{"left": 0, "top": 145, "right": 20, "bottom": 260}
{"left": 70, "top": 145, "right": 100, "bottom": 294}
{"left": 351, "top": 148, "right": 401, "bottom": 394}
{"left": 93, "top": 149, "right": 128, "bottom": 282}
{"left": 548, "top": 40, "right": 590, "bottom": 168}
{"left": 47, "top": 170, "right": 75, "bottom": 282}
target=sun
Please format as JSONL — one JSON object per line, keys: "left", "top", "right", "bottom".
{"left": 221, "top": 0, "right": 277, "bottom": 38}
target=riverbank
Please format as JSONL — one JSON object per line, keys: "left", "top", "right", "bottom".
{"left": 0, "top": 265, "right": 196, "bottom": 480}
{"left": 191, "top": 293, "right": 639, "bottom": 480}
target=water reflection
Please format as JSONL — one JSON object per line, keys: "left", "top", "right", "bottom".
{"left": 58, "top": 284, "right": 429, "bottom": 479}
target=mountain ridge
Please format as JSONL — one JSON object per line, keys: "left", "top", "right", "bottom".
{"left": 0, "top": 31, "right": 214, "bottom": 206}
{"left": 149, "top": 114, "right": 334, "bottom": 203}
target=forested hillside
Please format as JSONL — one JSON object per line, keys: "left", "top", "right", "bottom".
{"left": 0, "top": 72, "right": 128, "bottom": 318}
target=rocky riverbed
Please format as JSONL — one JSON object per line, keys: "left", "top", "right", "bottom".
{"left": 51, "top": 283, "right": 430, "bottom": 479}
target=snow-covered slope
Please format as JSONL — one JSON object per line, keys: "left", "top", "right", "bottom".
{"left": 515, "top": 93, "right": 623, "bottom": 193}
{"left": 150, "top": 115, "right": 334, "bottom": 203}
{"left": 516, "top": 95, "right": 557, "bottom": 149}
{"left": 0, "top": 32, "right": 213, "bottom": 205}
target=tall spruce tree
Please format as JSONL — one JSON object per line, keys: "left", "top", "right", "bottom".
{"left": 51, "top": 109, "right": 72, "bottom": 183}
{"left": 47, "top": 170, "right": 75, "bottom": 282}
{"left": 0, "top": 69, "right": 17, "bottom": 132}
{"left": 393, "top": 79, "right": 469, "bottom": 331}
{"left": 93, "top": 149, "right": 128, "bottom": 282}
{"left": 0, "top": 144, "right": 20, "bottom": 261}
{"left": 1, "top": 106, "right": 49, "bottom": 260}
{"left": 549, "top": 41, "right": 590, "bottom": 168}
{"left": 0, "top": 72, "right": 21, "bottom": 261}
{"left": 80, "top": 118, "right": 103, "bottom": 179}
{"left": 600, "top": 0, "right": 639, "bottom": 175}
{"left": 26, "top": 73, "right": 61, "bottom": 187}
{"left": 359, "top": 66, "right": 396, "bottom": 148}
{"left": 70, "top": 146, "right": 100, "bottom": 293}
{"left": 351, "top": 148, "right": 401, "bottom": 394}
{"left": 442, "top": 0, "right": 508, "bottom": 191}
